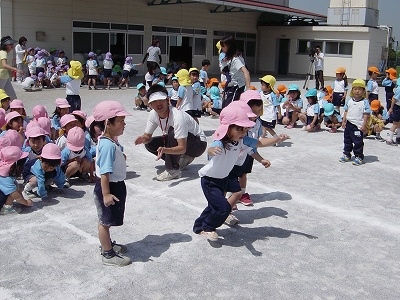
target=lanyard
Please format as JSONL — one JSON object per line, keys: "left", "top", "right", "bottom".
{"left": 158, "top": 109, "right": 169, "bottom": 146}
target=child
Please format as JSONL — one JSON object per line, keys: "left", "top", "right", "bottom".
{"left": 102, "top": 52, "right": 113, "bottom": 89}
{"left": 56, "top": 114, "right": 77, "bottom": 150}
{"left": 282, "top": 84, "right": 303, "bottom": 128}
{"left": 92, "top": 100, "right": 131, "bottom": 266}
{"left": 0, "top": 146, "right": 33, "bottom": 214}
{"left": 0, "top": 89, "right": 11, "bottom": 113}
{"left": 386, "top": 78, "right": 400, "bottom": 145}
{"left": 318, "top": 85, "right": 332, "bottom": 123}
{"left": 64, "top": 60, "right": 84, "bottom": 112}
{"left": 189, "top": 67, "right": 203, "bottom": 123}
{"left": 193, "top": 102, "right": 287, "bottom": 241}
{"left": 21, "top": 75, "right": 40, "bottom": 91}
{"left": 71, "top": 110, "right": 87, "bottom": 130}
{"left": 168, "top": 77, "right": 179, "bottom": 107}
{"left": 119, "top": 56, "right": 140, "bottom": 89}
{"left": 176, "top": 69, "right": 194, "bottom": 116}
{"left": 10, "top": 99, "right": 28, "bottom": 128}
{"left": 299, "top": 88, "right": 320, "bottom": 132}
{"left": 367, "top": 66, "right": 380, "bottom": 102}
{"left": 276, "top": 84, "right": 287, "bottom": 124}
{"left": 199, "top": 59, "right": 210, "bottom": 87}
{"left": 31, "top": 105, "right": 48, "bottom": 122}
{"left": 340, "top": 79, "right": 370, "bottom": 165}
{"left": 86, "top": 52, "right": 98, "bottom": 90}
{"left": 51, "top": 98, "right": 71, "bottom": 141}
{"left": 381, "top": 68, "right": 397, "bottom": 123}
{"left": 85, "top": 115, "right": 102, "bottom": 182}
{"left": 259, "top": 75, "right": 279, "bottom": 139}
{"left": 35, "top": 50, "right": 46, "bottom": 76}
{"left": 23, "top": 143, "right": 65, "bottom": 200}
{"left": 61, "top": 126, "right": 92, "bottom": 187}
{"left": 367, "top": 100, "right": 386, "bottom": 140}
{"left": 134, "top": 83, "right": 148, "bottom": 110}
{"left": 332, "top": 67, "right": 348, "bottom": 111}
{"left": 323, "top": 103, "right": 342, "bottom": 133}
{"left": 23, "top": 126, "right": 48, "bottom": 161}
{"left": 56, "top": 50, "right": 67, "bottom": 67}
{"left": 152, "top": 67, "right": 168, "bottom": 86}
{"left": 26, "top": 47, "right": 35, "bottom": 76}
{"left": 1, "top": 112, "right": 24, "bottom": 140}
{"left": 205, "top": 78, "right": 222, "bottom": 117}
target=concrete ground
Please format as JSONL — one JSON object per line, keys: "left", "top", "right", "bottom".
{"left": 0, "top": 76, "right": 399, "bottom": 300}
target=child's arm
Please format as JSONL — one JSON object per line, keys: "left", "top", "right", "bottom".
{"left": 361, "top": 113, "right": 369, "bottom": 134}
{"left": 257, "top": 134, "right": 290, "bottom": 147}
{"left": 134, "top": 133, "right": 152, "bottom": 145}
{"left": 250, "top": 152, "right": 271, "bottom": 168}
{"left": 342, "top": 111, "right": 348, "bottom": 128}
{"left": 208, "top": 146, "right": 223, "bottom": 156}
{"left": 310, "top": 114, "right": 318, "bottom": 128}
{"left": 101, "top": 173, "right": 119, "bottom": 207}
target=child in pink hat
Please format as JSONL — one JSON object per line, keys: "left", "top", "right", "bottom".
{"left": 55, "top": 114, "right": 77, "bottom": 151}
{"left": 84, "top": 115, "right": 103, "bottom": 182}
{"left": 23, "top": 126, "right": 48, "bottom": 161}
{"left": 92, "top": 100, "right": 131, "bottom": 266}
{"left": 60, "top": 126, "right": 92, "bottom": 187}
{"left": 71, "top": 110, "right": 87, "bottom": 130}
{"left": 32, "top": 105, "right": 48, "bottom": 121}
{"left": 193, "top": 102, "right": 289, "bottom": 242}
{"left": 22, "top": 143, "right": 65, "bottom": 201}
{"left": 0, "top": 111, "right": 25, "bottom": 141}
{"left": 0, "top": 146, "right": 33, "bottom": 215}
{"left": 0, "top": 108, "right": 6, "bottom": 131}
{"left": 10, "top": 99, "right": 28, "bottom": 129}
{"left": 51, "top": 98, "right": 70, "bottom": 141}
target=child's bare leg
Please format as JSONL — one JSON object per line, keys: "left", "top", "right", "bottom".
{"left": 227, "top": 191, "right": 243, "bottom": 208}
{"left": 65, "top": 161, "right": 80, "bottom": 178}
{"left": 98, "top": 223, "right": 112, "bottom": 251}
{"left": 79, "top": 158, "right": 91, "bottom": 174}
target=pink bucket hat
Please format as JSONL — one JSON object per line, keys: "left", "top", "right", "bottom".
{"left": 71, "top": 110, "right": 87, "bottom": 120}
{"left": 41, "top": 143, "right": 61, "bottom": 160}
{"left": 60, "top": 114, "right": 77, "bottom": 128}
{"left": 0, "top": 146, "right": 29, "bottom": 177}
{"left": 25, "top": 126, "right": 48, "bottom": 139}
{"left": 213, "top": 104, "right": 255, "bottom": 140}
{"left": 25, "top": 118, "right": 50, "bottom": 135}
{"left": 3, "top": 130, "right": 23, "bottom": 148}
{"left": 93, "top": 101, "right": 131, "bottom": 121}
{"left": 85, "top": 115, "right": 95, "bottom": 129}
{"left": 32, "top": 105, "right": 48, "bottom": 120}
{"left": 0, "top": 136, "right": 12, "bottom": 150}
{"left": 66, "top": 127, "right": 85, "bottom": 151}
{"left": 10, "top": 99, "right": 25, "bottom": 109}
{"left": 55, "top": 98, "right": 71, "bottom": 108}
{"left": 240, "top": 90, "right": 261, "bottom": 104}
{"left": 0, "top": 108, "right": 6, "bottom": 128}
{"left": 5, "top": 111, "right": 22, "bottom": 123}
{"left": 230, "top": 100, "right": 257, "bottom": 118}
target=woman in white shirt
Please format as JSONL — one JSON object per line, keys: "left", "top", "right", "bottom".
{"left": 142, "top": 39, "right": 162, "bottom": 71}
{"left": 14, "top": 36, "right": 28, "bottom": 83}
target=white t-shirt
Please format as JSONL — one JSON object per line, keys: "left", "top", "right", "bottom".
{"left": 86, "top": 60, "right": 98, "bottom": 76}
{"left": 177, "top": 85, "right": 194, "bottom": 112}
{"left": 15, "top": 44, "right": 26, "bottom": 64}
{"left": 66, "top": 79, "right": 81, "bottom": 95}
{"left": 146, "top": 46, "right": 161, "bottom": 63}
{"left": 314, "top": 52, "right": 324, "bottom": 71}
{"left": 145, "top": 106, "right": 206, "bottom": 142}
{"left": 145, "top": 72, "right": 154, "bottom": 89}
{"left": 96, "top": 137, "right": 126, "bottom": 182}
{"left": 103, "top": 59, "right": 113, "bottom": 70}
{"left": 260, "top": 91, "right": 278, "bottom": 122}
{"left": 227, "top": 56, "right": 246, "bottom": 88}
{"left": 333, "top": 79, "right": 347, "bottom": 93}
{"left": 21, "top": 77, "right": 35, "bottom": 89}
{"left": 344, "top": 98, "right": 371, "bottom": 128}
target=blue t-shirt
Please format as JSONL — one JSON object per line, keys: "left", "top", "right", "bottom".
{"left": 0, "top": 176, "right": 17, "bottom": 195}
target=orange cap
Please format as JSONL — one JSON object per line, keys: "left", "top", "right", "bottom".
{"left": 370, "top": 100, "right": 381, "bottom": 111}
{"left": 207, "top": 77, "right": 219, "bottom": 88}
{"left": 323, "top": 85, "right": 333, "bottom": 101}
{"left": 385, "top": 68, "right": 397, "bottom": 80}
{"left": 249, "top": 85, "right": 257, "bottom": 91}
{"left": 276, "top": 84, "right": 287, "bottom": 94}
{"left": 336, "top": 67, "right": 346, "bottom": 74}
{"left": 368, "top": 66, "right": 380, "bottom": 74}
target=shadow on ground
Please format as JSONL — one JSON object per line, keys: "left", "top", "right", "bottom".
{"left": 236, "top": 207, "right": 288, "bottom": 224}
{"left": 250, "top": 191, "right": 292, "bottom": 203}
{"left": 126, "top": 233, "right": 192, "bottom": 262}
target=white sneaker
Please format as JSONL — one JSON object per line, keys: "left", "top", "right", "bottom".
{"left": 199, "top": 231, "right": 219, "bottom": 242}
{"left": 301, "top": 125, "right": 307, "bottom": 131}
{"left": 224, "top": 213, "right": 239, "bottom": 226}
{"left": 156, "top": 169, "right": 181, "bottom": 181}
{"left": 23, "top": 189, "right": 36, "bottom": 199}
{"left": 178, "top": 154, "right": 195, "bottom": 170}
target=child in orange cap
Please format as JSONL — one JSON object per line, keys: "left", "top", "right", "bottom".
{"left": 333, "top": 67, "right": 348, "bottom": 111}
{"left": 382, "top": 68, "right": 397, "bottom": 122}
{"left": 367, "top": 66, "right": 380, "bottom": 102}
{"left": 276, "top": 84, "right": 287, "bottom": 124}
{"left": 386, "top": 78, "right": 400, "bottom": 145}
{"left": 367, "top": 100, "right": 386, "bottom": 140}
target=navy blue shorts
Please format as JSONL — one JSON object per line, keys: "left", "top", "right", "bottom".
{"left": 226, "top": 166, "right": 242, "bottom": 193}
{"left": 170, "top": 99, "right": 177, "bottom": 107}
{"left": 391, "top": 104, "right": 400, "bottom": 122}
{"left": 122, "top": 70, "right": 130, "bottom": 79}
{"left": 332, "top": 92, "right": 345, "bottom": 107}
{"left": 260, "top": 119, "right": 276, "bottom": 129}
{"left": 240, "top": 155, "right": 254, "bottom": 174}
{"left": 103, "top": 69, "right": 112, "bottom": 78}
{"left": 94, "top": 179, "right": 126, "bottom": 226}
{"left": 211, "top": 108, "right": 222, "bottom": 115}
{"left": 306, "top": 115, "right": 318, "bottom": 125}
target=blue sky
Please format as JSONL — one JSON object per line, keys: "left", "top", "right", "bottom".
{"left": 290, "top": 0, "right": 399, "bottom": 49}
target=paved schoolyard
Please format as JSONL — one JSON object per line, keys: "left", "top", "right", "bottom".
{"left": 0, "top": 78, "right": 399, "bottom": 300}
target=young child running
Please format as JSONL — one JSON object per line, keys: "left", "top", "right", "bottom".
{"left": 92, "top": 100, "right": 132, "bottom": 266}
{"left": 193, "top": 102, "right": 289, "bottom": 241}
{"left": 340, "top": 79, "right": 371, "bottom": 165}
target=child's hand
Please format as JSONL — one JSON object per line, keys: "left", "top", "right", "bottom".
{"left": 25, "top": 199, "right": 34, "bottom": 207}
{"left": 134, "top": 135, "right": 147, "bottom": 145}
{"left": 156, "top": 147, "right": 165, "bottom": 161}
{"left": 360, "top": 125, "right": 367, "bottom": 134}
{"left": 260, "top": 159, "right": 271, "bottom": 168}
{"left": 342, "top": 121, "right": 347, "bottom": 128}
{"left": 208, "top": 146, "right": 223, "bottom": 156}
{"left": 103, "top": 193, "right": 120, "bottom": 207}
{"left": 278, "top": 134, "right": 290, "bottom": 142}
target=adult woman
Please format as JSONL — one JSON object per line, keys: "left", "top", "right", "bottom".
{"left": 135, "top": 84, "right": 207, "bottom": 181}
{"left": 219, "top": 36, "right": 250, "bottom": 108}
{"left": 14, "top": 36, "right": 28, "bottom": 82}
{"left": 142, "top": 39, "right": 162, "bottom": 71}
{"left": 0, "top": 36, "right": 21, "bottom": 100}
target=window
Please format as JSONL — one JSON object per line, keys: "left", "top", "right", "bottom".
{"left": 213, "top": 38, "right": 220, "bottom": 56}
{"left": 93, "top": 22, "right": 109, "bottom": 29}
{"left": 339, "top": 42, "right": 353, "bottom": 55}
{"left": 128, "top": 34, "right": 143, "bottom": 54}
{"left": 73, "top": 32, "right": 91, "bottom": 54}
{"left": 73, "top": 21, "right": 91, "bottom": 28}
{"left": 298, "top": 40, "right": 308, "bottom": 54}
{"left": 111, "top": 23, "right": 127, "bottom": 30}
{"left": 152, "top": 35, "right": 167, "bottom": 54}
{"left": 246, "top": 41, "right": 256, "bottom": 57}
{"left": 194, "top": 38, "right": 206, "bottom": 55}
{"left": 93, "top": 33, "right": 109, "bottom": 54}
{"left": 326, "top": 41, "right": 353, "bottom": 55}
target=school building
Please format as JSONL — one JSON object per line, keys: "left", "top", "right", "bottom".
{"left": 0, "top": 0, "right": 388, "bottom": 80}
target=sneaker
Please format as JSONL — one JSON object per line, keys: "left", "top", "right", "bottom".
{"left": 301, "top": 125, "right": 307, "bottom": 131}
{"left": 178, "top": 154, "right": 195, "bottom": 170}
{"left": 386, "top": 140, "right": 398, "bottom": 146}
{"left": 224, "top": 213, "right": 239, "bottom": 226}
{"left": 232, "top": 204, "right": 238, "bottom": 211}
{"left": 107, "top": 86, "right": 111, "bottom": 90}
{"left": 100, "top": 241, "right": 128, "bottom": 254}
{"left": 239, "top": 193, "right": 254, "bottom": 206}
{"left": 156, "top": 169, "right": 181, "bottom": 181}
{"left": 23, "top": 189, "right": 36, "bottom": 199}
{"left": 88, "top": 86, "right": 92, "bottom": 90}
{"left": 375, "top": 134, "right": 383, "bottom": 140}
{"left": 286, "top": 123, "right": 295, "bottom": 129}
{"left": 199, "top": 230, "right": 219, "bottom": 242}
{"left": 64, "top": 178, "right": 71, "bottom": 188}
{"left": 352, "top": 157, "right": 363, "bottom": 166}
{"left": 339, "top": 155, "right": 350, "bottom": 163}
{"left": 0, "top": 206, "right": 22, "bottom": 215}
{"left": 101, "top": 252, "right": 131, "bottom": 267}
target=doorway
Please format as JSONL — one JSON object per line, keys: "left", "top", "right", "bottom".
{"left": 169, "top": 36, "right": 192, "bottom": 69}
{"left": 278, "top": 39, "right": 290, "bottom": 75}
{"left": 110, "top": 33, "right": 126, "bottom": 67}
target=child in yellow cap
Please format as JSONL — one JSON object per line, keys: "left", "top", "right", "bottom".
{"left": 339, "top": 79, "right": 371, "bottom": 165}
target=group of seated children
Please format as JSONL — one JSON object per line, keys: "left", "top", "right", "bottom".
{"left": 0, "top": 91, "right": 105, "bottom": 215}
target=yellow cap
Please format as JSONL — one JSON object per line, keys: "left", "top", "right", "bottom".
{"left": 216, "top": 41, "right": 221, "bottom": 54}
{"left": 175, "top": 69, "right": 191, "bottom": 86}
{"left": 67, "top": 61, "right": 84, "bottom": 80}
{"left": 0, "top": 89, "right": 9, "bottom": 101}
{"left": 188, "top": 67, "right": 200, "bottom": 74}
{"left": 350, "top": 79, "right": 366, "bottom": 98}
{"left": 259, "top": 75, "right": 276, "bottom": 93}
